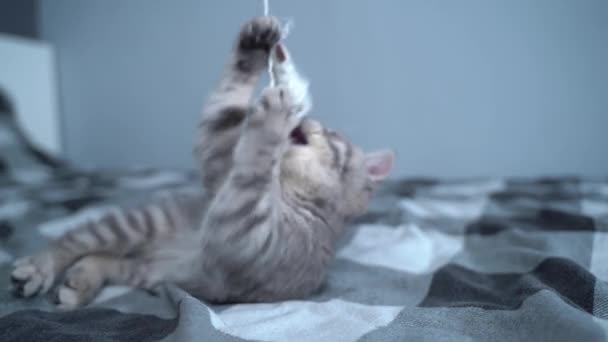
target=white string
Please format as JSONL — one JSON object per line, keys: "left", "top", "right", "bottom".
{"left": 263, "top": 0, "right": 276, "bottom": 85}
{"left": 261, "top": 0, "right": 294, "bottom": 86}
{"left": 282, "top": 19, "right": 293, "bottom": 39}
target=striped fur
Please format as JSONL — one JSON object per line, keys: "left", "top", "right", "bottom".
{"left": 11, "top": 16, "right": 393, "bottom": 309}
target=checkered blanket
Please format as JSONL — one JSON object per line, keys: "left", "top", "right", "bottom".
{"left": 0, "top": 106, "right": 607, "bottom": 341}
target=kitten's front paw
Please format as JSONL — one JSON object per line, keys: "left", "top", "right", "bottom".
{"left": 11, "top": 253, "right": 57, "bottom": 297}
{"left": 235, "top": 17, "right": 281, "bottom": 72}
{"left": 252, "top": 86, "right": 299, "bottom": 134}
{"left": 238, "top": 16, "right": 281, "bottom": 52}
{"left": 260, "top": 86, "right": 294, "bottom": 112}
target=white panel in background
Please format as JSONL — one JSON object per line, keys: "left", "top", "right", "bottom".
{"left": 0, "top": 34, "right": 61, "bottom": 154}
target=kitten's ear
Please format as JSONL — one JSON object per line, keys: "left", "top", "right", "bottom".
{"left": 364, "top": 150, "right": 394, "bottom": 182}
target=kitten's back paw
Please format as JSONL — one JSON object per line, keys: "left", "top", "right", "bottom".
{"left": 53, "top": 257, "right": 104, "bottom": 310}
{"left": 11, "top": 254, "right": 56, "bottom": 297}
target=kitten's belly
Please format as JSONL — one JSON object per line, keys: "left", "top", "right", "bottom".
{"left": 194, "top": 227, "right": 332, "bottom": 303}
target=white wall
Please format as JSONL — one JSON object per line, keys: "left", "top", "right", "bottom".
{"left": 39, "top": 0, "right": 608, "bottom": 177}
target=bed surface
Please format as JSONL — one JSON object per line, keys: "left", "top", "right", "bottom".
{"left": 0, "top": 114, "right": 607, "bottom": 341}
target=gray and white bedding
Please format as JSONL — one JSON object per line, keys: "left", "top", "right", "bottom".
{"left": 0, "top": 108, "right": 607, "bottom": 341}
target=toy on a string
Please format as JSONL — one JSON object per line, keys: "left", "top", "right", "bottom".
{"left": 262, "top": 0, "right": 311, "bottom": 119}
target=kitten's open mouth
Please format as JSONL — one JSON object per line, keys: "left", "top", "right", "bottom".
{"left": 289, "top": 124, "right": 308, "bottom": 145}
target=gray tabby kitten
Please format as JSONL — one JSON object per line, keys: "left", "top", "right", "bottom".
{"left": 11, "top": 16, "right": 394, "bottom": 309}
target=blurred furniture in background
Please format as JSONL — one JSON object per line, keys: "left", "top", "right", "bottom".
{"left": 0, "top": 34, "right": 61, "bottom": 156}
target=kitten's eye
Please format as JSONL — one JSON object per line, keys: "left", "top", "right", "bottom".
{"left": 289, "top": 125, "right": 308, "bottom": 145}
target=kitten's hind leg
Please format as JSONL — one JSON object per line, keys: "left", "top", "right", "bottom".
{"left": 12, "top": 219, "right": 136, "bottom": 298}
{"left": 11, "top": 200, "right": 177, "bottom": 298}
{"left": 53, "top": 252, "right": 194, "bottom": 309}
